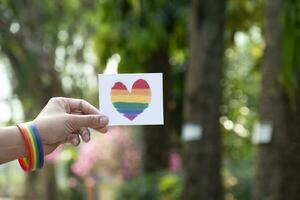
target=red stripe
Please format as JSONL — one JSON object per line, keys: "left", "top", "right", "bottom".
{"left": 17, "top": 125, "right": 31, "bottom": 171}
{"left": 112, "top": 82, "right": 127, "bottom": 89}
{"left": 17, "top": 125, "right": 35, "bottom": 171}
{"left": 18, "top": 158, "right": 29, "bottom": 171}
{"left": 21, "top": 126, "right": 35, "bottom": 170}
{"left": 132, "top": 79, "right": 150, "bottom": 89}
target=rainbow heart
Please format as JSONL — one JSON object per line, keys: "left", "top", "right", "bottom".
{"left": 111, "top": 79, "right": 151, "bottom": 120}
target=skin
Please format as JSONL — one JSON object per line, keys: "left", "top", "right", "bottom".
{"left": 0, "top": 97, "right": 109, "bottom": 164}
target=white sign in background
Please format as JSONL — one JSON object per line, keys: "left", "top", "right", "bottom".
{"left": 182, "top": 123, "right": 203, "bottom": 141}
{"left": 252, "top": 122, "right": 273, "bottom": 144}
{"left": 98, "top": 73, "right": 164, "bottom": 126}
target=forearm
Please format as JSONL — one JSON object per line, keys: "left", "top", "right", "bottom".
{"left": 0, "top": 126, "right": 27, "bottom": 164}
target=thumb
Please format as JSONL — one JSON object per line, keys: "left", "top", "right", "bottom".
{"left": 69, "top": 114, "right": 109, "bottom": 129}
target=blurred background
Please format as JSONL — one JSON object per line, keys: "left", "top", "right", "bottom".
{"left": 0, "top": 0, "right": 300, "bottom": 199}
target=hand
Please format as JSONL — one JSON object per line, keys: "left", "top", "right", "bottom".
{"left": 33, "top": 97, "right": 109, "bottom": 155}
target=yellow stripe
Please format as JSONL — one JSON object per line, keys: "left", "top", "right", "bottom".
{"left": 111, "top": 95, "right": 151, "bottom": 103}
{"left": 111, "top": 89, "right": 151, "bottom": 96}
{"left": 25, "top": 127, "right": 37, "bottom": 169}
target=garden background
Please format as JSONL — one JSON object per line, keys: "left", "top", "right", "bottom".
{"left": 1, "top": 0, "right": 300, "bottom": 199}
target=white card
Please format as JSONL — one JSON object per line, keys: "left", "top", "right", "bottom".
{"left": 98, "top": 73, "right": 164, "bottom": 126}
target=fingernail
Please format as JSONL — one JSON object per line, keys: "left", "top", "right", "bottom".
{"left": 84, "top": 135, "right": 90, "bottom": 142}
{"left": 99, "top": 116, "right": 109, "bottom": 125}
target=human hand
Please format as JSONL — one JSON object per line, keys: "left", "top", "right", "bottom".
{"left": 33, "top": 97, "right": 109, "bottom": 155}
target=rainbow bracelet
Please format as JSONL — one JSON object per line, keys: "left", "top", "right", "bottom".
{"left": 17, "top": 122, "right": 44, "bottom": 172}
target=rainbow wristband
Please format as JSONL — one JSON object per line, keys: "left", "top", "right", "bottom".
{"left": 17, "top": 122, "right": 44, "bottom": 172}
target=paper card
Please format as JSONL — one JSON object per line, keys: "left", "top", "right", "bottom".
{"left": 252, "top": 122, "right": 273, "bottom": 144}
{"left": 98, "top": 73, "right": 164, "bottom": 126}
{"left": 182, "top": 123, "right": 203, "bottom": 141}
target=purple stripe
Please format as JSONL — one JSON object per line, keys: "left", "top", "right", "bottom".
{"left": 124, "top": 114, "right": 139, "bottom": 120}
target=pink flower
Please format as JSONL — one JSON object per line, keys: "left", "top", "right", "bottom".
{"left": 71, "top": 126, "right": 143, "bottom": 180}
{"left": 169, "top": 151, "right": 182, "bottom": 172}
{"left": 71, "top": 143, "right": 100, "bottom": 177}
{"left": 121, "top": 149, "right": 142, "bottom": 180}
{"left": 45, "top": 145, "right": 63, "bottom": 163}
{"left": 71, "top": 127, "right": 130, "bottom": 177}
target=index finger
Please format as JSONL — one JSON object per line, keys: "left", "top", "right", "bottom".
{"left": 64, "top": 98, "right": 100, "bottom": 115}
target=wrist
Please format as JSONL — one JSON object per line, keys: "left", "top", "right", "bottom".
{"left": 0, "top": 126, "right": 27, "bottom": 163}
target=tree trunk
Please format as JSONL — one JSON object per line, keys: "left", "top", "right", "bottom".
{"left": 253, "top": 0, "right": 284, "bottom": 199}
{"left": 183, "top": 0, "right": 225, "bottom": 199}
{"left": 254, "top": 0, "right": 300, "bottom": 199}
{"left": 143, "top": 49, "right": 172, "bottom": 173}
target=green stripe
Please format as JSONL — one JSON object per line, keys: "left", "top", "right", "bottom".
{"left": 27, "top": 126, "right": 39, "bottom": 169}
{"left": 28, "top": 126, "right": 40, "bottom": 169}
{"left": 112, "top": 102, "right": 149, "bottom": 109}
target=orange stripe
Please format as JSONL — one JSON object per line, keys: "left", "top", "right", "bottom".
{"left": 111, "top": 89, "right": 151, "bottom": 96}
{"left": 26, "top": 126, "right": 39, "bottom": 169}
{"left": 22, "top": 126, "right": 36, "bottom": 170}
{"left": 19, "top": 126, "right": 35, "bottom": 171}
{"left": 111, "top": 95, "right": 151, "bottom": 103}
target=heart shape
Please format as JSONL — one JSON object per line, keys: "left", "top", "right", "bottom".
{"left": 111, "top": 79, "right": 151, "bottom": 120}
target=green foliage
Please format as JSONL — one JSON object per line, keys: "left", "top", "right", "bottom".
{"left": 223, "top": 29, "right": 262, "bottom": 162}
{"left": 159, "top": 173, "right": 182, "bottom": 200}
{"left": 227, "top": 0, "right": 264, "bottom": 43}
{"left": 282, "top": 0, "right": 300, "bottom": 102}
{"left": 115, "top": 172, "right": 182, "bottom": 200}
{"left": 222, "top": 28, "right": 263, "bottom": 199}
{"left": 93, "top": 0, "right": 188, "bottom": 72}
{"left": 224, "top": 159, "right": 255, "bottom": 200}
